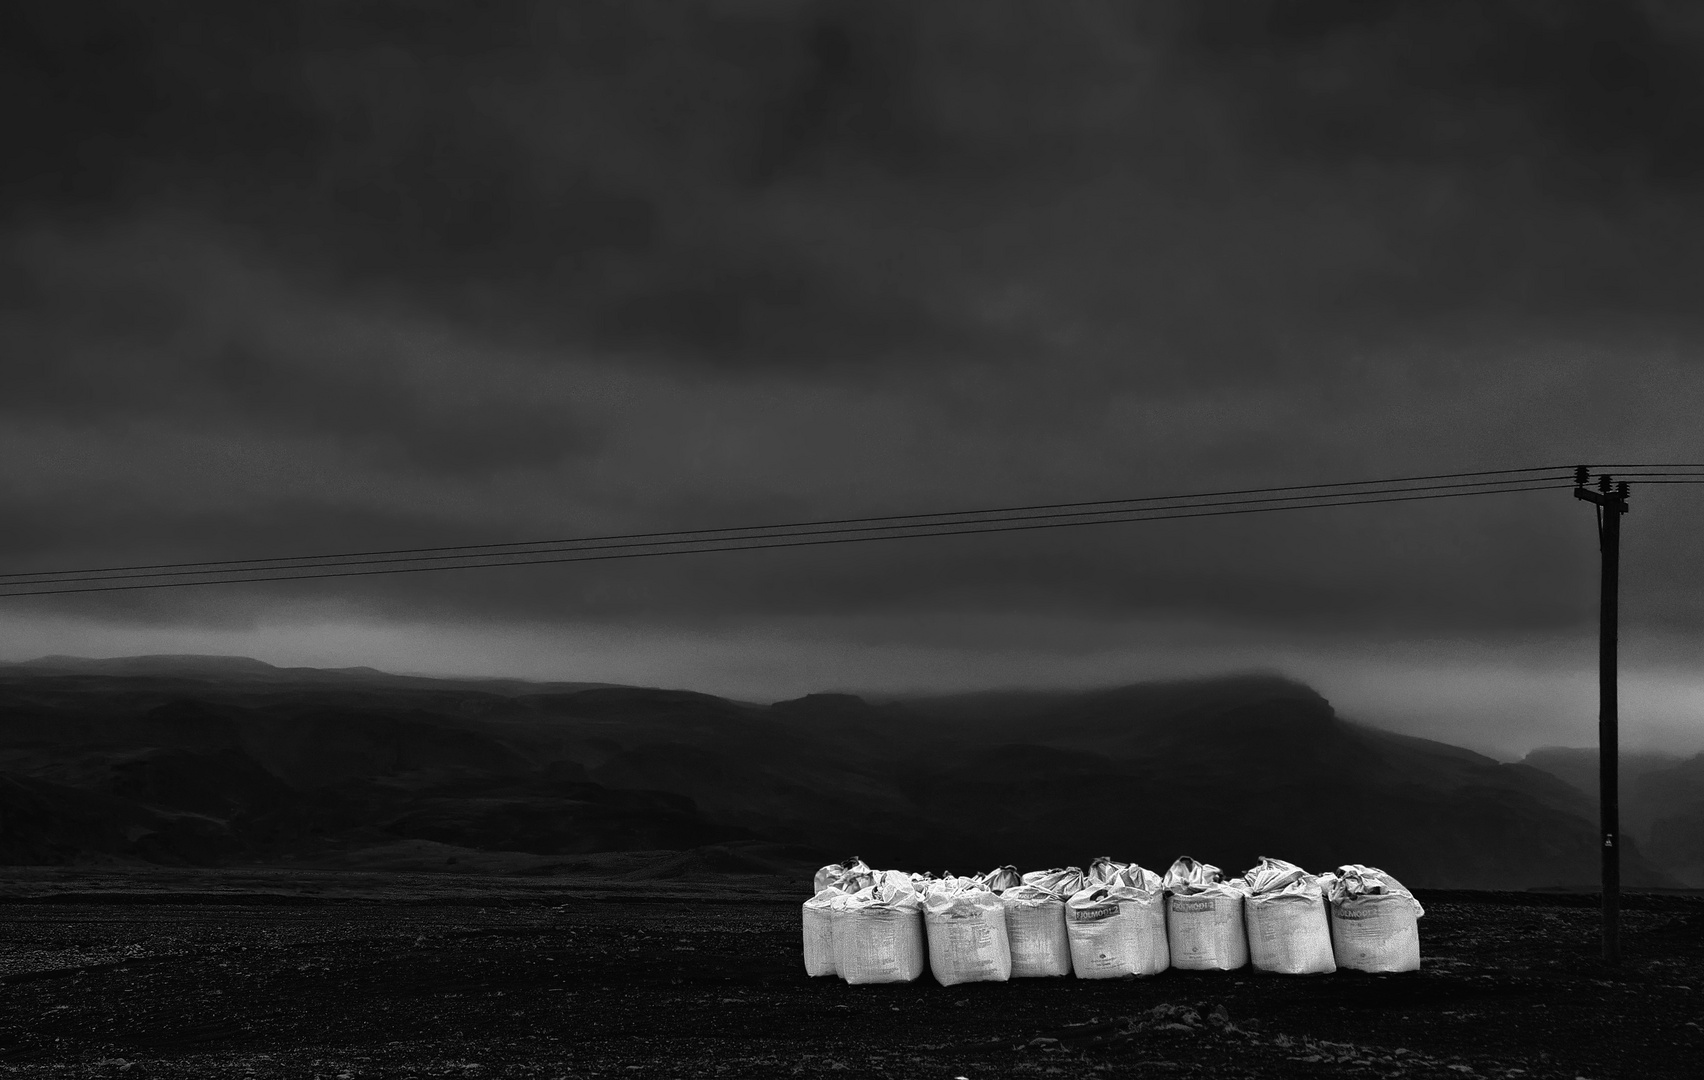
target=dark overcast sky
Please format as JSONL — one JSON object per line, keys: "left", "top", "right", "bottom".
{"left": 4, "top": 0, "right": 1704, "bottom": 755}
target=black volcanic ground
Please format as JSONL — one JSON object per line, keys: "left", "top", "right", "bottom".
{"left": 0, "top": 873, "right": 1701, "bottom": 1079}
{"left": 0, "top": 655, "right": 1696, "bottom": 890}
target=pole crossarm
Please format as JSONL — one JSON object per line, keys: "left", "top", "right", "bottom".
{"left": 1572, "top": 488, "right": 1630, "bottom": 510}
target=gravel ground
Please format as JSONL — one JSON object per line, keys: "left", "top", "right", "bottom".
{"left": 0, "top": 887, "right": 1699, "bottom": 1079}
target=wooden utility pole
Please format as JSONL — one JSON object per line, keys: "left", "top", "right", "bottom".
{"left": 1573, "top": 466, "right": 1630, "bottom": 966}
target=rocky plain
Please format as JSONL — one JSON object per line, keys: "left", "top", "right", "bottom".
{"left": 0, "top": 868, "right": 1701, "bottom": 1080}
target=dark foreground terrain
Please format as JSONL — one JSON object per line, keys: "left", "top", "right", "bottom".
{"left": 0, "top": 873, "right": 1700, "bottom": 1079}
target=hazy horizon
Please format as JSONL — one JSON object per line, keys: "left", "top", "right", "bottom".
{"left": 7, "top": 638, "right": 1700, "bottom": 763}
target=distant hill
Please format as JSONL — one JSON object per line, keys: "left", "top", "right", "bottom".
{"left": 1523, "top": 745, "right": 1704, "bottom": 887}
{"left": 0, "top": 657, "right": 1682, "bottom": 889}
{"left": 2, "top": 654, "right": 625, "bottom": 696}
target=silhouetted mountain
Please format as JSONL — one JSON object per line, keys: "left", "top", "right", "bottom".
{"left": 0, "top": 657, "right": 1684, "bottom": 888}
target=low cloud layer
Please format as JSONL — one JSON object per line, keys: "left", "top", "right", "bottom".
{"left": 5, "top": 2, "right": 1704, "bottom": 750}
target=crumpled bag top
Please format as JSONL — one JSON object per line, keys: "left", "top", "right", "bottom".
{"left": 1093, "top": 863, "right": 1163, "bottom": 894}
{"left": 1066, "top": 865, "right": 1162, "bottom": 907}
{"left": 1242, "top": 856, "right": 1324, "bottom": 901}
{"left": 1065, "top": 884, "right": 1151, "bottom": 910}
{"left": 999, "top": 883, "right": 1066, "bottom": 907}
{"left": 922, "top": 876, "right": 1003, "bottom": 918}
{"left": 1085, "top": 856, "right": 1132, "bottom": 886}
{"left": 927, "top": 873, "right": 980, "bottom": 893}
{"left": 814, "top": 856, "right": 874, "bottom": 895}
{"left": 847, "top": 869, "right": 923, "bottom": 912}
{"left": 1162, "top": 856, "right": 1229, "bottom": 894}
{"left": 804, "top": 886, "right": 847, "bottom": 910}
{"left": 982, "top": 865, "right": 1023, "bottom": 893}
{"left": 1021, "top": 866, "right": 1086, "bottom": 899}
{"left": 1328, "top": 863, "right": 1425, "bottom": 917}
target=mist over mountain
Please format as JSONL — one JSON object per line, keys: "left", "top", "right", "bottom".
{"left": 0, "top": 655, "right": 1682, "bottom": 890}
{"left": 1523, "top": 745, "right": 1704, "bottom": 888}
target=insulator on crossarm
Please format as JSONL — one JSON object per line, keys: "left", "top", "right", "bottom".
{"left": 1575, "top": 465, "right": 1590, "bottom": 487}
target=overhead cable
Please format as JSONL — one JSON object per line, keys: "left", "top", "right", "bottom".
{"left": 0, "top": 479, "right": 1576, "bottom": 598}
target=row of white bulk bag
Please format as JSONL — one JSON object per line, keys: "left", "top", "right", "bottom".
{"left": 804, "top": 856, "right": 1421, "bottom": 981}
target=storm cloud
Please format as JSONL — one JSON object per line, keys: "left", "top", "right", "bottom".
{"left": 4, "top": 1, "right": 1704, "bottom": 752}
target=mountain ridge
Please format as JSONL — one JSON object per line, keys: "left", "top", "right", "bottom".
{"left": 0, "top": 655, "right": 1684, "bottom": 889}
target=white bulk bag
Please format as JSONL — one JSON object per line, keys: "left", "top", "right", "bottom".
{"left": 1162, "top": 857, "right": 1249, "bottom": 971}
{"left": 999, "top": 884, "right": 1073, "bottom": 978}
{"left": 923, "top": 879, "right": 1012, "bottom": 986}
{"left": 1327, "top": 864, "right": 1425, "bottom": 973}
{"left": 983, "top": 865, "right": 1022, "bottom": 893}
{"left": 801, "top": 887, "right": 845, "bottom": 976}
{"left": 1242, "top": 857, "right": 1335, "bottom": 975}
{"left": 1065, "top": 868, "right": 1169, "bottom": 979}
{"left": 839, "top": 871, "right": 927, "bottom": 985}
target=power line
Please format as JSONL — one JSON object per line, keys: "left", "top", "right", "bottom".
{"left": 0, "top": 481, "right": 1574, "bottom": 598}
{"left": 0, "top": 474, "right": 1576, "bottom": 589}
{"left": 8, "top": 462, "right": 1697, "bottom": 600}
{"left": 0, "top": 464, "right": 1576, "bottom": 583}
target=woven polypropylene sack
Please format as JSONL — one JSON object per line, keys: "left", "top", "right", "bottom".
{"left": 839, "top": 872, "right": 927, "bottom": 985}
{"left": 1327, "top": 864, "right": 1424, "bottom": 973}
{"left": 924, "top": 882, "right": 1012, "bottom": 986}
{"left": 983, "top": 865, "right": 1022, "bottom": 893}
{"left": 1065, "top": 884, "right": 1169, "bottom": 978}
{"left": 1329, "top": 894, "right": 1421, "bottom": 972}
{"left": 1246, "top": 893, "right": 1335, "bottom": 974}
{"left": 1241, "top": 858, "right": 1334, "bottom": 975}
{"left": 1161, "top": 856, "right": 1247, "bottom": 971}
{"left": 999, "top": 885, "right": 1072, "bottom": 978}
{"left": 802, "top": 888, "right": 841, "bottom": 976}
{"left": 840, "top": 906, "right": 927, "bottom": 984}
{"left": 1165, "top": 889, "right": 1249, "bottom": 971}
